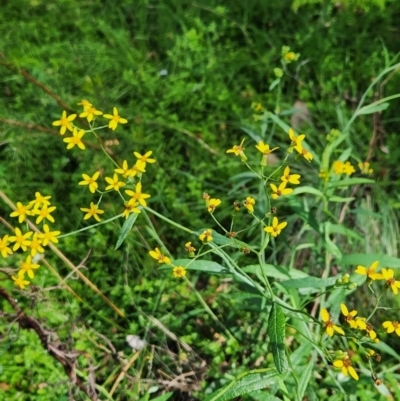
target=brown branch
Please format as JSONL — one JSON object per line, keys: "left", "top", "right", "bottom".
{"left": 0, "top": 286, "right": 97, "bottom": 400}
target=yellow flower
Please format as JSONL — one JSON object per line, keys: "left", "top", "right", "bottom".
{"left": 294, "top": 143, "right": 313, "bottom": 162}
{"left": 79, "top": 171, "right": 100, "bottom": 194}
{"left": 382, "top": 321, "right": 400, "bottom": 336}
{"left": 355, "top": 261, "right": 383, "bottom": 281}
{"left": 19, "top": 255, "right": 40, "bottom": 279}
{"left": 63, "top": 128, "right": 86, "bottom": 150}
{"left": 10, "top": 202, "right": 33, "bottom": 223}
{"left": 79, "top": 105, "right": 103, "bottom": 123}
{"left": 173, "top": 266, "right": 187, "bottom": 278}
{"left": 381, "top": 268, "right": 400, "bottom": 294}
{"left": 270, "top": 182, "right": 293, "bottom": 199}
{"left": 243, "top": 197, "right": 255, "bottom": 213}
{"left": 35, "top": 205, "right": 57, "bottom": 224}
{"left": 207, "top": 198, "right": 221, "bottom": 213}
{"left": 39, "top": 224, "right": 61, "bottom": 246}
{"left": 80, "top": 202, "right": 105, "bottom": 222}
{"left": 255, "top": 141, "right": 279, "bottom": 165}
{"left": 199, "top": 229, "right": 213, "bottom": 242}
{"left": 318, "top": 170, "right": 329, "bottom": 182}
{"left": 12, "top": 275, "right": 30, "bottom": 289}
{"left": 125, "top": 182, "right": 151, "bottom": 207}
{"left": 9, "top": 228, "right": 32, "bottom": 251}
{"left": 29, "top": 192, "right": 52, "bottom": 210}
{"left": 283, "top": 51, "right": 299, "bottom": 63}
{"left": 105, "top": 173, "right": 126, "bottom": 191}
{"left": 127, "top": 161, "right": 146, "bottom": 177}
{"left": 52, "top": 110, "right": 76, "bottom": 135}
{"left": 342, "top": 161, "right": 355, "bottom": 175}
{"left": 185, "top": 242, "right": 196, "bottom": 253}
{"left": 114, "top": 160, "right": 131, "bottom": 178}
{"left": 78, "top": 99, "right": 92, "bottom": 109}
{"left": 333, "top": 356, "right": 359, "bottom": 381}
{"left": 333, "top": 160, "right": 344, "bottom": 174}
{"left": 133, "top": 151, "right": 156, "bottom": 166}
{"left": 103, "top": 107, "right": 128, "bottom": 130}
{"left": 321, "top": 308, "right": 344, "bottom": 337}
{"left": 122, "top": 200, "right": 141, "bottom": 218}
{"left": 280, "top": 166, "right": 300, "bottom": 185}
{"left": 288, "top": 128, "right": 305, "bottom": 151}
{"left": 264, "top": 217, "right": 287, "bottom": 237}
{"left": 358, "top": 162, "right": 373, "bottom": 175}
{"left": 365, "top": 323, "right": 377, "bottom": 340}
{"left": 226, "top": 138, "right": 247, "bottom": 161}
{"left": 29, "top": 233, "right": 45, "bottom": 257}
{"left": 149, "top": 248, "right": 171, "bottom": 265}
{"left": 0, "top": 235, "right": 13, "bottom": 258}
{"left": 340, "top": 303, "right": 358, "bottom": 329}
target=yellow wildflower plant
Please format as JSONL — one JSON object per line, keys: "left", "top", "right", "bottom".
{"left": 10, "top": 202, "right": 33, "bottom": 223}
{"left": 321, "top": 308, "right": 344, "bottom": 337}
{"left": 9, "top": 228, "right": 32, "bottom": 252}
{"left": 29, "top": 192, "right": 52, "bottom": 210}
{"left": 35, "top": 205, "right": 57, "bottom": 224}
{"left": 19, "top": 255, "right": 40, "bottom": 279}
{"left": 264, "top": 217, "right": 287, "bottom": 237}
{"left": 40, "top": 224, "right": 61, "bottom": 246}
{"left": 79, "top": 171, "right": 100, "bottom": 194}
{"left": 149, "top": 248, "right": 171, "bottom": 265}
{"left": 355, "top": 261, "right": 383, "bottom": 281}
{"left": 103, "top": 107, "right": 128, "bottom": 130}
{"left": 0, "top": 235, "right": 13, "bottom": 258}
{"left": 207, "top": 198, "right": 222, "bottom": 213}
{"left": 29, "top": 233, "right": 45, "bottom": 257}
{"left": 133, "top": 151, "right": 156, "bottom": 166}
{"left": 125, "top": 182, "right": 151, "bottom": 207}
{"left": 226, "top": 138, "right": 247, "bottom": 161}
{"left": 382, "top": 321, "right": 400, "bottom": 336}
{"left": 333, "top": 355, "right": 359, "bottom": 381}
{"left": 52, "top": 110, "right": 77, "bottom": 135}
{"left": 280, "top": 166, "right": 301, "bottom": 185}
{"left": 63, "top": 127, "right": 86, "bottom": 150}
{"left": 270, "top": 182, "right": 293, "bottom": 199}
{"left": 105, "top": 173, "right": 126, "bottom": 191}
{"left": 380, "top": 268, "right": 400, "bottom": 294}
{"left": 173, "top": 266, "right": 187, "bottom": 278}
{"left": 340, "top": 303, "right": 358, "bottom": 329}
{"left": 80, "top": 202, "right": 105, "bottom": 222}
{"left": 79, "top": 105, "right": 103, "bottom": 123}
{"left": 243, "top": 197, "right": 255, "bottom": 213}
{"left": 199, "top": 229, "right": 213, "bottom": 242}
{"left": 12, "top": 275, "right": 30, "bottom": 290}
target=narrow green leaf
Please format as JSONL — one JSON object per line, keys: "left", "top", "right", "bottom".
{"left": 281, "top": 275, "right": 338, "bottom": 289}
{"left": 243, "top": 264, "right": 309, "bottom": 280}
{"left": 356, "top": 102, "right": 389, "bottom": 115}
{"left": 324, "top": 222, "right": 363, "bottom": 241}
{"left": 160, "top": 259, "right": 228, "bottom": 274}
{"left": 327, "top": 178, "right": 374, "bottom": 188}
{"left": 341, "top": 254, "right": 400, "bottom": 268}
{"left": 150, "top": 393, "right": 173, "bottom": 401}
{"left": 210, "top": 230, "right": 255, "bottom": 253}
{"left": 268, "top": 304, "right": 287, "bottom": 374}
{"left": 297, "top": 355, "right": 315, "bottom": 400}
{"left": 321, "top": 133, "right": 347, "bottom": 171}
{"left": 328, "top": 196, "right": 355, "bottom": 203}
{"left": 203, "top": 370, "right": 280, "bottom": 401}
{"left": 115, "top": 213, "right": 138, "bottom": 250}
{"left": 291, "top": 186, "right": 324, "bottom": 197}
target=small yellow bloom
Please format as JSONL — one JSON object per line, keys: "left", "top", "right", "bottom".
{"left": 280, "top": 166, "right": 301, "bottom": 185}
{"left": 127, "top": 160, "right": 146, "bottom": 177}
{"left": 10, "top": 202, "right": 33, "bottom": 223}
{"left": 19, "top": 255, "right": 40, "bottom": 279}
{"left": 340, "top": 303, "right": 358, "bottom": 329}
{"left": 199, "top": 229, "right": 213, "bottom": 242}
{"left": 283, "top": 51, "right": 299, "bottom": 63}
{"left": 79, "top": 171, "right": 100, "bottom": 194}
{"left": 9, "top": 228, "right": 32, "bottom": 252}
{"left": 243, "top": 197, "right": 255, "bottom": 213}
{"left": 52, "top": 110, "right": 76, "bottom": 135}
{"left": 264, "top": 216, "right": 287, "bottom": 237}
{"left": 185, "top": 242, "right": 196, "bottom": 253}
{"left": 105, "top": 173, "right": 126, "bottom": 191}
{"left": 63, "top": 128, "right": 86, "bottom": 150}
{"left": 29, "top": 233, "right": 45, "bottom": 257}
{"left": 226, "top": 138, "right": 247, "bottom": 161}
{"left": 288, "top": 128, "right": 305, "bottom": 151}
{"left": 0, "top": 235, "right": 13, "bottom": 258}
{"left": 149, "top": 248, "right": 171, "bottom": 265}
{"left": 381, "top": 268, "right": 400, "bottom": 294}
{"left": 78, "top": 99, "right": 92, "bottom": 109}
{"left": 133, "top": 151, "right": 156, "bottom": 165}
{"left": 12, "top": 275, "right": 30, "bottom": 289}
{"left": 29, "top": 192, "right": 52, "bottom": 210}
{"left": 80, "top": 202, "right": 105, "bottom": 222}
{"left": 122, "top": 200, "right": 141, "bottom": 218}
{"left": 255, "top": 141, "right": 279, "bottom": 155}
{"left": 35, "top": 205, "right": 57, "bottom": 224}
{"left": 333, "top": 356, "right": 359, "bottom": 381}
{"left": 321, "top": 308, "right": 345, "bottom": 337}
{"left": 294, "top": 143, "right": 313, "bottom": 162}
{"left": 114, "top": 160, "right": 131, "bottom": 178}
{"left": 173, "top": 266, "right": 187, "bottom": 278}
{"left": 103, "top": 107, "right": 128, "bottom": 130}
{"left": 358, "top": 161, "right": 373, "bottom": 175}
{"left": 207, "top": 198, "right": 221, "bottom": 213}
{"left": 355, "top": 261, "right": 383, "bottom": 281}
{"left": 270, "top": 182, "right": 293, "bottom": 199}
{"left": 365, "top": 323, "right": 377, "bottom": 340}
{"left": 39, "top": 224, "right": 61, "bottom": 246}
{"left": 318, "top": 170, "right": 329, "bottom": 182}
{"left": 80, "top": 105, "right": 103, "bottom": 123}
{"left": 125, "top": 182, "right": 151, "bottom": 207}
{"left": 382, "top": 321, "right": 400, "bottom": 336}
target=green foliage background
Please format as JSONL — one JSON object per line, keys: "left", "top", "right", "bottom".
{"left": 1, "top": 0, "right": 400, "bottom": 400}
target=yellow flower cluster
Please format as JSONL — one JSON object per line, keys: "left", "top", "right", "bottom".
{"left": 332, "top": 160, "right": 355, "bottom": 175}
{"left": 148, "top": 247, "right": 187, "bottom": 278}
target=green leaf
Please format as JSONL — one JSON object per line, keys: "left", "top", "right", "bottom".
{"left": 291, "top": 186, "right": 324, "bottom": 197}
{"left": 243, "top": 264, "right": 309, "bottom": 281}
{"left": 327, "top": 178, "right": 374, "bottom": 188}
{"left": 324, "top": 222, "right": 363, "bottom": 241}
{"left": 150, "top": 393, "right": 173, "bottom": 401}
{"left": 356, "top": 102, "right": 389, "bottom": 115}
{"left": 210, "top": 230, "right": 255, "bottom": 253}
{"left": 328, "top": 196, "right": 355, "bottom": 203}
{"left": 297, "top": 355, "right": 315, "bottom": 400}
{"left": 268, "top": 304, "right": 287, "bottom": 374}
{"left": 341, "top": 254, "right": 400, "bottom": 268}
{"left": 281, "top": 275, "right": 338, "bottom": 289}
{"left": 161, "top": 259, "right": 228, "bottom": 274}
{"left": 321, "top": 133, "right": 347, "bottom": 171}
{"left": 203, "top": 370, "right": 280, "bottom": 401}
{"left": 115, "top": 213, "right": 138, "bottom": 250}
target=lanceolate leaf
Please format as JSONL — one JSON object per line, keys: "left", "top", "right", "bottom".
{"left": 115, "top": 212, "right": 139, "bottom": 250}
{"left": 268, "top": 304, "right": 287, "bottom": 374}
{"left": 161, "top": 259, "right": 229, "bottom": 274}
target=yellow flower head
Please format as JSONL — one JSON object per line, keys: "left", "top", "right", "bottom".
{"left": 340, "top": 303, "right": 358, "bottom": 329}
{"left": 79, "top": 171, "right": 100, "bottom": 194}
{"left": 382, "top": 321, "right": 400, "bottom": 336}
{"left": 0, "top": 235, "right": 13, "bottom": 258}
{"left": 321, "top": 308, "right": 344, "bottom": 337}
{"left": 243, "top": 197, "right": 255, "bottom": 213}
{"left": 333, "top": 356, "right": 359, "bottom": 381}
{"left": 29, "top": 233, "right": 45, "bottom": 257}
{"left": 264, "top": 216, "right": 287, "bottom": 237}
{"left": 133, "top": 151, "right": 156, "bottom": 165}
{"left": 207, "top": 198, "right": 222, "bottom": 213}
{"left": 294, "top": 143, "right": 313, "bottom": 162}
{"left": 78, "top": 99, "right": 92, "bottom": 109}
{"left": 226, "top": 139, "right": 247, "bottom": 161}
{"left": 358, "top": 161, "right": 373, "bottom": 175}
{"left": 39, "top": 224, "right": 61, "bottom": 246}
{"left": 123, "top": 200, "right": 141, "bottom": 218}
{"left": 19, "top": 255, "right": 40, "bottom": 279}
{"left": 12, "top": 275, "right": 30, "bottom": 289}
{"left": 79, "top": 105, "right": 103, "bottom": 123}
{"left": 35, "top": 205, "right": 57, "bottom": 224}
{"left": 125, "top": 182, "right": 151, "bottom": 207}
{"left": 80, "top": 202, "right": 105, "bottom": 222}
{"left": 355, "top": 261, "right": 383, "bottom": 281}
{"left": 173, "top": 266, "right": 187, "bottom": 278}
{"left": 103, "top": 107, "right": 128, "bottom": 130}
{"left": 52, "top": 110, "right": 77, "bottom": 135}
{"left": 288, "top": 128, "right": 305, "bottom": 150}
{"left": 63, "top": 128, "right": 86, "bottom": 150}
{"left": 10, "top": 202, "right": 33, "bottom": 223}
{"left": 270, "top": 182, "right": 293, "bottom": 199}
{"left": 105, "top": 173, "right": 126, "bottom": 192}
{"left": 280, "top": 166, "right": 301, "bottom": 185}
{"left": 29, "top": 192, "right": 52, "bottom": 210}
{"left": 9, "top": 228, "right": 32, "bottom": 252}
{"left": 149, "top": 247, "right": 171, "bottom": 265}
{"left": 185, "top": 242, "right": 196, "bottom": 253}
{"left": 199, "top": 229, "right": 213, "bottom": 242}
{"left": 381, "top": 268, "right": 400, "bottom": 294}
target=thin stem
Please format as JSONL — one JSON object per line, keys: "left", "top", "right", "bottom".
{"left": 144, "top": 206, "right": 194, "bottom": 234}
